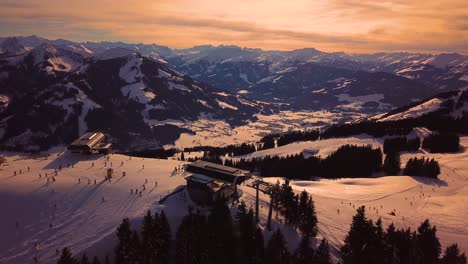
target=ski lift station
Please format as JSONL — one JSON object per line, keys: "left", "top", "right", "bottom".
{"left": 68, "top": 132, "right": 112, "bottom": 154}
{"left": 185, "top": 160, "right": 251, "bottom": 205}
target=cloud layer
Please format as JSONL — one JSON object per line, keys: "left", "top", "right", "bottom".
{"left": 0, "top": 0, "right": 466, "bottom": 53}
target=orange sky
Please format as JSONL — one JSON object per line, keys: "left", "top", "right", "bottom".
{"left": 0, "top": 0, "right": 467, "bottom": 53}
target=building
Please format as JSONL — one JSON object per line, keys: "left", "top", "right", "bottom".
{"left": 68, "top": 132, "right": 111, "bottom": 154}
{"left": 185, "top": 160, "right": 251, "bottom": 205}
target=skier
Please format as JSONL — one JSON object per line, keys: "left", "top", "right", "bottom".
{"left": 101, "top": 196, "right": 105, "bottom": 202}
{"left": 92, "top": 162, "right": 94, "bottom": 167}
{"left": 39, "top": 173, "right": 41, "bottom": 179}
{"left": 94, "top": 179, "right": 97, "bottom": 185}
{"left": 123, "top": 171, "right": 126, "bottom": 177}
{"left": 78, "top": 178, "right": 81, "bottom": 183}
{"left": 19, "top": 169, "right": 22, "bottom": 174}
{"left": 28, "top": 166, "right": 30, "bottom": 172}
{"left": 145, "top": 178, "right": 148, "bottom": 183}
{"left": 131, "top": 189, "right": 133, "bottom": 194}
{"left": 121, "top": 161, "right": 124, "bottom": 166}
{"left": 14, "top": 170, "right": 16, "bottom": 176}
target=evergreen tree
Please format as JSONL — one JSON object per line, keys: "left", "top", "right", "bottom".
{"left": 265, "top": 229, "right": 290, "bottom": 264}
{"left": 341, "top": 206, "right": 379, "bottom": 264}
{"left": 293, "top": 235, "right": 314, "bottom": 264}
{"left": 297, "top": 191, "right": 318, "bottom": 237}
{"left": 129, "top": 231, "right": 141, "bottom": 263}
{"left": 141, "top": 209, "right": 155, "bottom": 264}
{"left": 175, "top": 209, "right": 209, "bottom": 264}
{"left": 314, "top": 239, "right": 332, "bottom": 264}
{"left": 383, "top": 152, "right": 401, "bottom": 175}
{"left": 115, "top": 218, "right": 134, "bottom": 264}
{"left": 416, "top": 220, "right": 441, "bottom": 264}
{"left": 252, "top": 227, "right": 265, "bottom": 264}
{"left": 156, "top": 211, "right": 171, "bottom": 264}
{"left": 58, "top": 248, "right": 77, "bottom": 264}
{"left": 441, "top": 244, "right": 467, "bottom": 264}
{"left": 237, "top": 201, "right": 256, "bottom": 263}
{"left": 206, "top": 198, "right": 237, "bottom": 264}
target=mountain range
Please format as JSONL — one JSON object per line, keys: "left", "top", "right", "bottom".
{"left": 0, "top": 35, "right": 467, "bottom": 150}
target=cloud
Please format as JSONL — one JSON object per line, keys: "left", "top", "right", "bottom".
{"left": 0, "top": 0, "right": 466, "bottom": 53}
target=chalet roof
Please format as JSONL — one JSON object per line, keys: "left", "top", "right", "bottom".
{"left": 187, "top": 160, "right": 250, "bottom": 176}
{"left": 70, "top": 132, "right": 105, "bottom": 148}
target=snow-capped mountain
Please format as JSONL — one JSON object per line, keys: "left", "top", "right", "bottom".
{"left": 374, "top": 88, "right": 468, "bottom": 121}
{"left": 0, "top": 44, "right": 271, "bottom": 151}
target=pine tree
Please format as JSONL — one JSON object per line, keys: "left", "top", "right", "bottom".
{"left": 157, "top": 211, "right": 171, "bottom": 264}
{"left": 341, "top": 206, "right": 378, "bottom": 264}
{"left": 58, "top": 248, "right": 77, "bottom": 264}
{"left": 416, "top": 219, "right": 441, "bottom": 264}
{"left": 265, "top": 229, "right": 290, "bottom": 264}
{"left": 141, "top": 209, "right": 155, "bottom": 264}
{"left": 175, "top": 209, "right": 209, "bottom": 264}
{"left": 115, "top": 218, "right": 134, "bottom": 264}
{"left": 252, "top": 227, "right": 265, "bottom": 264}
{"left": 206, "top": 198, "right": 237, "bottom": 264}
{"left": 441, "top": 244, "right": 467, "bottom": 264}
{"left": 237, "top": 201, "right": 256, "bottom": 262}
{"left": 293, "top": 235, "right": 314, "bottom": 264}
{"left": 314, "top": 239, "right": 332, "bottom": 264}
{"left": 131, "top": 231, "right": 142, "bottom": 263}
{"left": 296, "top": 190, "right": 318, "bottom": 237}
{"left": 383, "top": 152, "right": 400, "bottom": 175}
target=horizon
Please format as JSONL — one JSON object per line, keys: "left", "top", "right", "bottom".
{"left": 0, "top": 0, "right": 466, "bottom": 54}
{"left": 2, "top": 34, "right": 467, "bottom": 56}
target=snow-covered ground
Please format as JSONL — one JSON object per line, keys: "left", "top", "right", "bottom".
{"left": 0, "top": 151, "right": 190, "bottom": 264}
{"left": 235, "top": 134, "right": 383, "bottom": 160}
{"left": 239, "top": 136, "right": 468, "bottom": 258}
{"left": 1, "top": 136, "right": 467, "bottom": 263}
{"left": 172, "top": 110, "right": 365, "bottom": 149}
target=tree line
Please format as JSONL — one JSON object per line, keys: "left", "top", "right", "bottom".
{"left": 231, "top": 144, "right": 383, "bottom": 179}
{"left": 422, "top": 133, "right": 460, "bottom": 153}
{"left": 383, "top": 137, "right": 420, "bottom": 154}
{"left": 340, "top": 206, "right": 466, "bottom": 264}
{"left": 57, "top": 203, "right": 466, "bottom": 264}
{"left": 403, "top": 157, "right": 441, "bottom": 179}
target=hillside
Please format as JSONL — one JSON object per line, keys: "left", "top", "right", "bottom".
{"left": 0, "top": 42, "right": 271, "bottom": 151}
{"left": 1, "top": 136, "right": 467, "bottom": 263}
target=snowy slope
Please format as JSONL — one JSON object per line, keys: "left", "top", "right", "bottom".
{"left": 1, "top": 137, "right": 467, "bottom": 263}
{"left": 239, "top": 137, "right": 468, "bottom": 257}
{"left": 0, "top": 151, "right": 189, "bottom": 264}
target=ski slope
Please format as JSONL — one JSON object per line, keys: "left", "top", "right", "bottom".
{"left": 239, "top": 136, "right": 468, "bottom": 258}
{"left": 0, "top": 137, "right": 467, "bottom": 263}
{"left": 0, "top": 151, "right": 189, "bottom": 264}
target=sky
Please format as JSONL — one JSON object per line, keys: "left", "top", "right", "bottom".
{"left": 0, "top": 0, "right": 467, "bottom": 54}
